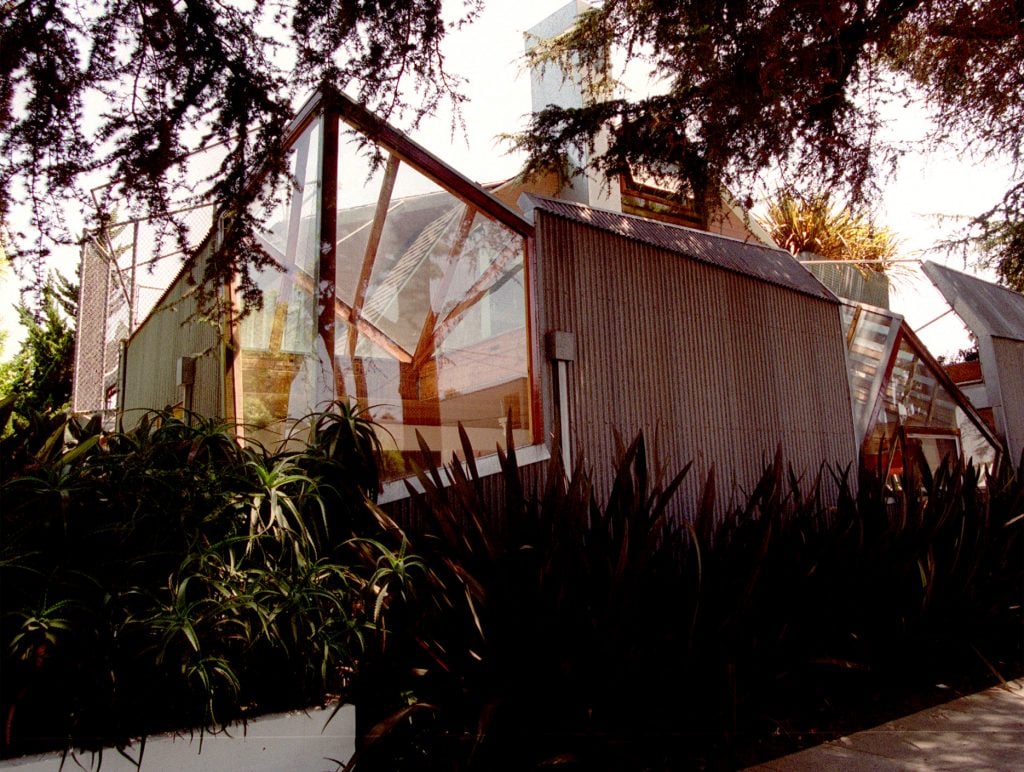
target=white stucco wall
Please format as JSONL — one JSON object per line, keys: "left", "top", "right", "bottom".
{"left": 524, "top": 0, "right": 622, "bottom": 212}
{"left": 0, "top": 704, "right": 355, "bottom": 772}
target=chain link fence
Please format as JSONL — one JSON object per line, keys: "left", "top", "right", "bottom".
{"left": 72, "top": 205, "right": 216, "bottom": 420}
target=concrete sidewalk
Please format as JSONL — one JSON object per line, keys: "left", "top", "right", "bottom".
{"left": 747, "top": 678, "right": 1024, "bottom": 771}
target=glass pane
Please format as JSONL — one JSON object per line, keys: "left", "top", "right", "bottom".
{"left": 860, "top": 332, "right": 999, "bottom": 480}
{"left": 956, "top": 407, "right": 999, "bottom": 468}
{"left": 238, "top": 116, "right": 326, "bottom": 442}
{"left": 335, "top": 130, "right": 390, "bottom": 307}
{"left": 333, "top": 139, "right": 533, "bottom": 478}
{"left": 888, "top": 342, "right": 957, "bottom": 431}
{"left": 843, "top": 306, "right": 895, "bottom": 432}
{"left": 906, "top": 433, "right": 960, "bottom": 475}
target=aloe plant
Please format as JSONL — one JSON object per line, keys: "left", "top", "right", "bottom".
{"left": 0, "top": 402, "right": 390, "bottom": 758}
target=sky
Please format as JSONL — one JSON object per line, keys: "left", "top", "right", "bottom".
{"left": 1, "top": 0, "right": 1017, "bottom": 361}
{"left": 409, "top": 0, "right": 1014, "bottom": 359}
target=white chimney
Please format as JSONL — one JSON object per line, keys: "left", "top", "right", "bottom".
{"left": 525, "top": 1, "right": 622, "bottom": 213}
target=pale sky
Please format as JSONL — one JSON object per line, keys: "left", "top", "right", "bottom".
{"left": 415, "top": 1, "right": 1014, "bottom": 359}
{"left": 1, "top": 0, "right": 1016, "bottom": 361}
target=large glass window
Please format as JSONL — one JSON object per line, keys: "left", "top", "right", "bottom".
{"left": 235, "top": 112, "right": 536, "bottom": 478}
{"left": 859, "top": 333, "right": 998, "bottom": 478}
{"left": 841, "top": 302, "right": 999, "bottom": 480}
{"left": 332, "top": 130, "right": 533, "bottom": 478}
{"left": 237, "top": 117, "right": 326, "bottom": 438}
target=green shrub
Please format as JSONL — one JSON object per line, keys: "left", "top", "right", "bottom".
{"left": 0, "top": 400, "right": 388, "bottom": 758}
{"left": 3, "top": 400, "right": 1020, "bottom": 769}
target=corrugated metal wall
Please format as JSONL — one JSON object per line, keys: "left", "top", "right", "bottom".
{"left": 122, "top": 248, "right": 223, "bottom": 427}
{"left": 993, "top": 337, "right": 1024, "bottom": 463}
{"left": 534, "top": 213, "right": 858, "bottom": 512}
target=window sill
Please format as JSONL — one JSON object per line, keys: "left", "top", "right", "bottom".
{"left": 377, "top": 443, "right": 551, "bottom": 505}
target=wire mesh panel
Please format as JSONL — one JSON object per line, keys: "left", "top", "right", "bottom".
{"left": 72, "top": 239, "right": 110, "bottom": 414}
{"left": 72, "top": 205, "right": 216, "bottom": 417}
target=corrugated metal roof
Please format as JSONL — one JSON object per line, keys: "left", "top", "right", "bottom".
{"left": 922, "top": 261, "right": 1024, "bottom": 343}
{"left": 520, "top": 194, "right": 837, "bottom": 303}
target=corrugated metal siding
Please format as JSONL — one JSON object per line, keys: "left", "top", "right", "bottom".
{"left": 122, "top": 248, "right": 223, "bottom": 426}
{"left": 522, "top": 195, "right": 835, "bottom": 302}
{"left": 992, "top": 337, "right": 1024, "bottom": 463}
{"left": 922, "top": 262, "right": 1024, "bottom": 343}
{"left": 535, "top": 213, "right": 858, "bottom": 513}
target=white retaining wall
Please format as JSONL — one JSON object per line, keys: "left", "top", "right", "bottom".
{"left": 0, "top": 704, "right": 355, "bottom": 772}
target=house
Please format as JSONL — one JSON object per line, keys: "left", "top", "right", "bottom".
{"left": 70, "top": 8, "right": 1002, "bottom": 512}
{"left": 70, "top": 85, "right": 861, "bottom": 508}
{"left": 922, "top": 261, "right": 1024, "bottom": 464}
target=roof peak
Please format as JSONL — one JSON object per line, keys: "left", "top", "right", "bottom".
{"left": 521, "top": 193, "right": 836, "bottom": 303}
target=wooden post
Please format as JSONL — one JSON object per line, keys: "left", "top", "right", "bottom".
{"left": 318, "top": 104, "right": 340, "bottom": 398}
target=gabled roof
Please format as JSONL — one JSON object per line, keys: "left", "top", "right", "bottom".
{"left": 520, "top": 194, "right": 836, "bottom": 303}
{"left": 921, "top": 261, "right": 1024, "bottom": 343}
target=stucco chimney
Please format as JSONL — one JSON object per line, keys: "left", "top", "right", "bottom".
{"left": 525, "top": 1, "right": 622, "bottom": 213}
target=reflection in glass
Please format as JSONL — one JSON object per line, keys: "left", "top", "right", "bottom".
{"left": 236, "top": 117, "right": 536, "bottom": 475}
{"left": 238, "top": 117, "right": 327, "bottom": 442}
{"left": 332, "top": 141, "right": 532, "bottom": 478}
{"left": 842, "top": 305, "right": 897, "bottom": 439}
{"left": 854, "top": 327, "right": 999, "bottom": 480}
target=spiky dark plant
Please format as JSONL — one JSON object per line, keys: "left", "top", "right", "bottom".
{"left": 352, "top": 428, "right": 1022, "bottom": 771}
{"left": 3, "top": 402, "right": 1019, "bottom": 767}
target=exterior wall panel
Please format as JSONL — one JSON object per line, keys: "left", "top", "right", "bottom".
{"left": 992, "top": 336, "right": 1024, "bottom": 463}
{"left": 122, "top": 249, "right": 222, "bottom": 426}
{"left": 534, "top": 213, "right": 858, "bottom": 513}
{"left": 72, "top": 240, "right": 111, "bottom": 414}
{"left": 809, "top": 262, "right": 890, "bottom": 308}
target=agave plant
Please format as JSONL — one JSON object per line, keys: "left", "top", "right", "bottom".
{"left": 351, "top": 425, "right": 1022, "bottom": 771}
{"left": 761, "top": 191, "right": 901, "bottom": 274}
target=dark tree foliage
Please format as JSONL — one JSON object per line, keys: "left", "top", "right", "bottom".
{"left": 516, "top": 0, "right": 918, "bottom": 219}
{"left": 893, "top": 0, "right": 1024, "bottom": 290}
{"left": 516, "top": 0, "right": 1023, "bottom": 286}
{"left": 974, "top": 218, "right": 1024, "bottom": 292}
{"left": 3, "top": 1, "right": 1022, "bottom": 297}
{"left": 1, "top": 0, "right": 480, "bottom": 309}
{"left": 0, "top": 270, "right": 78, "bottom": 420}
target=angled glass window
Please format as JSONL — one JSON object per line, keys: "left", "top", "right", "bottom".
{"left": 842, "top": 301, "right": 999, "bottom": 480}
{"left": 233, "top": 109, "right": 537, "bottom": 476}
{"left": 858, "top": 329, "right": 999, "bottom": 479}
{"left": 841, "top": 303, "right": 899, "bottom": 445}
{"left": 332, "top": 128, "right": 534, "bottom": 478}
{"left": 237, "top": 116, "right": 326, "bottom": 438}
